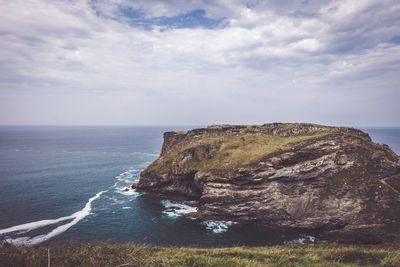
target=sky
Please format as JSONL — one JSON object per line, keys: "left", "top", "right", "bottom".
{"left": 0, "top": 0, "right": 399, "bottom": 126}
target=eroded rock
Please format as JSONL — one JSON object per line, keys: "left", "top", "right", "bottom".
{"left": 136, "top": 123, "right": 400, "bottom": 243}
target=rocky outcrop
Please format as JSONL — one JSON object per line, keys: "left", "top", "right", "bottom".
{"left": 136, "top": 123, "right": 400, "bottom": 243}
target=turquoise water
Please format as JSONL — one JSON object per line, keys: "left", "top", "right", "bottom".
{"left": 0, "top": 126, "right": 398, "bottom": 247}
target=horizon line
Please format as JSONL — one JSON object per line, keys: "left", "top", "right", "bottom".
{"left": 0, "top": 124, "right": 400, "bottom": 128}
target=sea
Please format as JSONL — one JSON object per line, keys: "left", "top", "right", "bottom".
{"left": 0, "top": 126, "right": 399, "bottom": 247}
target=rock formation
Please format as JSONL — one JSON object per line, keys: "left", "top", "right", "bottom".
{"left": 136, "top": 123, "right": 400, "bottom": 243}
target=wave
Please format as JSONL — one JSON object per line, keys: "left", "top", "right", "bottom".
{"left": 107, "top": 196, "right": 126, "bottom": 205}
{"left": 1, "top": 167, "right": 142, "bottom": 245}
{"left": 115, "top": 168, "right": 139, "bottom": 184}
{"left": 161, "top": 200, "right": 198, "bottom": 218}
{"left": 285, "top": 235, "right": 315, "bottom": 244}
{"left": 132, "top": 151, "right": 159, "bottom": 157}
{"left": 113, "top": 168, "right": 141, "bottom": 196}
{"left": 116, "top": 169, "right": 137, "bottom": 181}
{"left": 0, "top": 191, "right": 105, "bottom": 245}
{"left": 201, "top": 220, "right": 237, "bottom": 234}
{"left": 116, "top": 189, "right": 140, "bottom": 196}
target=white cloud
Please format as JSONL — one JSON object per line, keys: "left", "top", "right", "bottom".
{"left": 0, "top": 0, "right": 399, "bottom": 126}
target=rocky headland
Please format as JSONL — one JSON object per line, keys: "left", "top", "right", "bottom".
{"left": 136, "top": 123, "right": 400, "bottom": 243}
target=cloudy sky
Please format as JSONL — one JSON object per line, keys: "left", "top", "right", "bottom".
{"left": 0, "top": 0, "right": 399, "bottom": 126}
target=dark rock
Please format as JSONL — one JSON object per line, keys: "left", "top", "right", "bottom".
{"left": 136, "top": 123, "right": 400, "bottom": 243}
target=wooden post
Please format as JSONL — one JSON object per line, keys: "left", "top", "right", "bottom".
{"left": 47, "top": 247, "right": 50, "bottom": 267}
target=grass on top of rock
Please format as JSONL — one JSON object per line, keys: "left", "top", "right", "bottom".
{"left": 192, "top": 132, "right": 328, "bottom": 171}
{"left": 146, "top": 131, "right": 329, "bottom": 174}
{"left": 2, "top": 242, "right": 400, "bottom": 267}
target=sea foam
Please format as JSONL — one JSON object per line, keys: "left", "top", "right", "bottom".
{"left": 161, "top": 200, "right": 198, "bottom": 218}
{"left": 201, "top": 220, "right": 237, "bottom": 234}
{"left": 0, "top": 191, "right": 105, "bottom": 245}
{"left": 285, "top": 235, "right": 315, "bottom": 244}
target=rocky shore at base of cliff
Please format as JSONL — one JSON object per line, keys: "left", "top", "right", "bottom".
{"left": 136, "top": 123, "right": 400, "bottom": 243}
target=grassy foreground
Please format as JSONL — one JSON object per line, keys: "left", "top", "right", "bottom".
{"left": 2, "top": 243, "right": 400, "bottom": 267}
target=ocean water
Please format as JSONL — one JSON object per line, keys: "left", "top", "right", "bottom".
{"left": 0, "top": 126, "right": 398, "bottom": 247}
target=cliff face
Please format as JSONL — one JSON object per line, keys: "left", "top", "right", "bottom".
{"left": 136, "top": 123, "right": 400, "bottom": 243}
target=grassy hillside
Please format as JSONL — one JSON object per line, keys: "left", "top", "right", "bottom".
{"left": 1, "top": 242, "right": 400, "bottom": 266}
{"left": 147, "top": 131, "right": 328, "bottom": 174}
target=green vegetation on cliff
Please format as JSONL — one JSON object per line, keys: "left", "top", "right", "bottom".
{"left": 2, "top": 243, "right": 400, "bottom": 267}
{"left": 147, "top": 130, "right": 328, "bottom": 174}
{"left": 137, "top": 123, "right": 400, "bottom": 243}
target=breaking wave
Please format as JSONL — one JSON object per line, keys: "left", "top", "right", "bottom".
{"left": 161, "top": 200, "right": 198, "bottom": 218}
{"left": 285, "top": 235, "right": 315, "bottom": 244}
{"left": 160, "top": 200, "right": 237, "bottom": 233}
{"left": 0, "top": 191, "right": 105, "bottom": 245}
{"left": 0, "top": 167, "right": 141, "bottom": 245}
{"left": 201, "top": 220, "right": 237, "bottom": 234}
